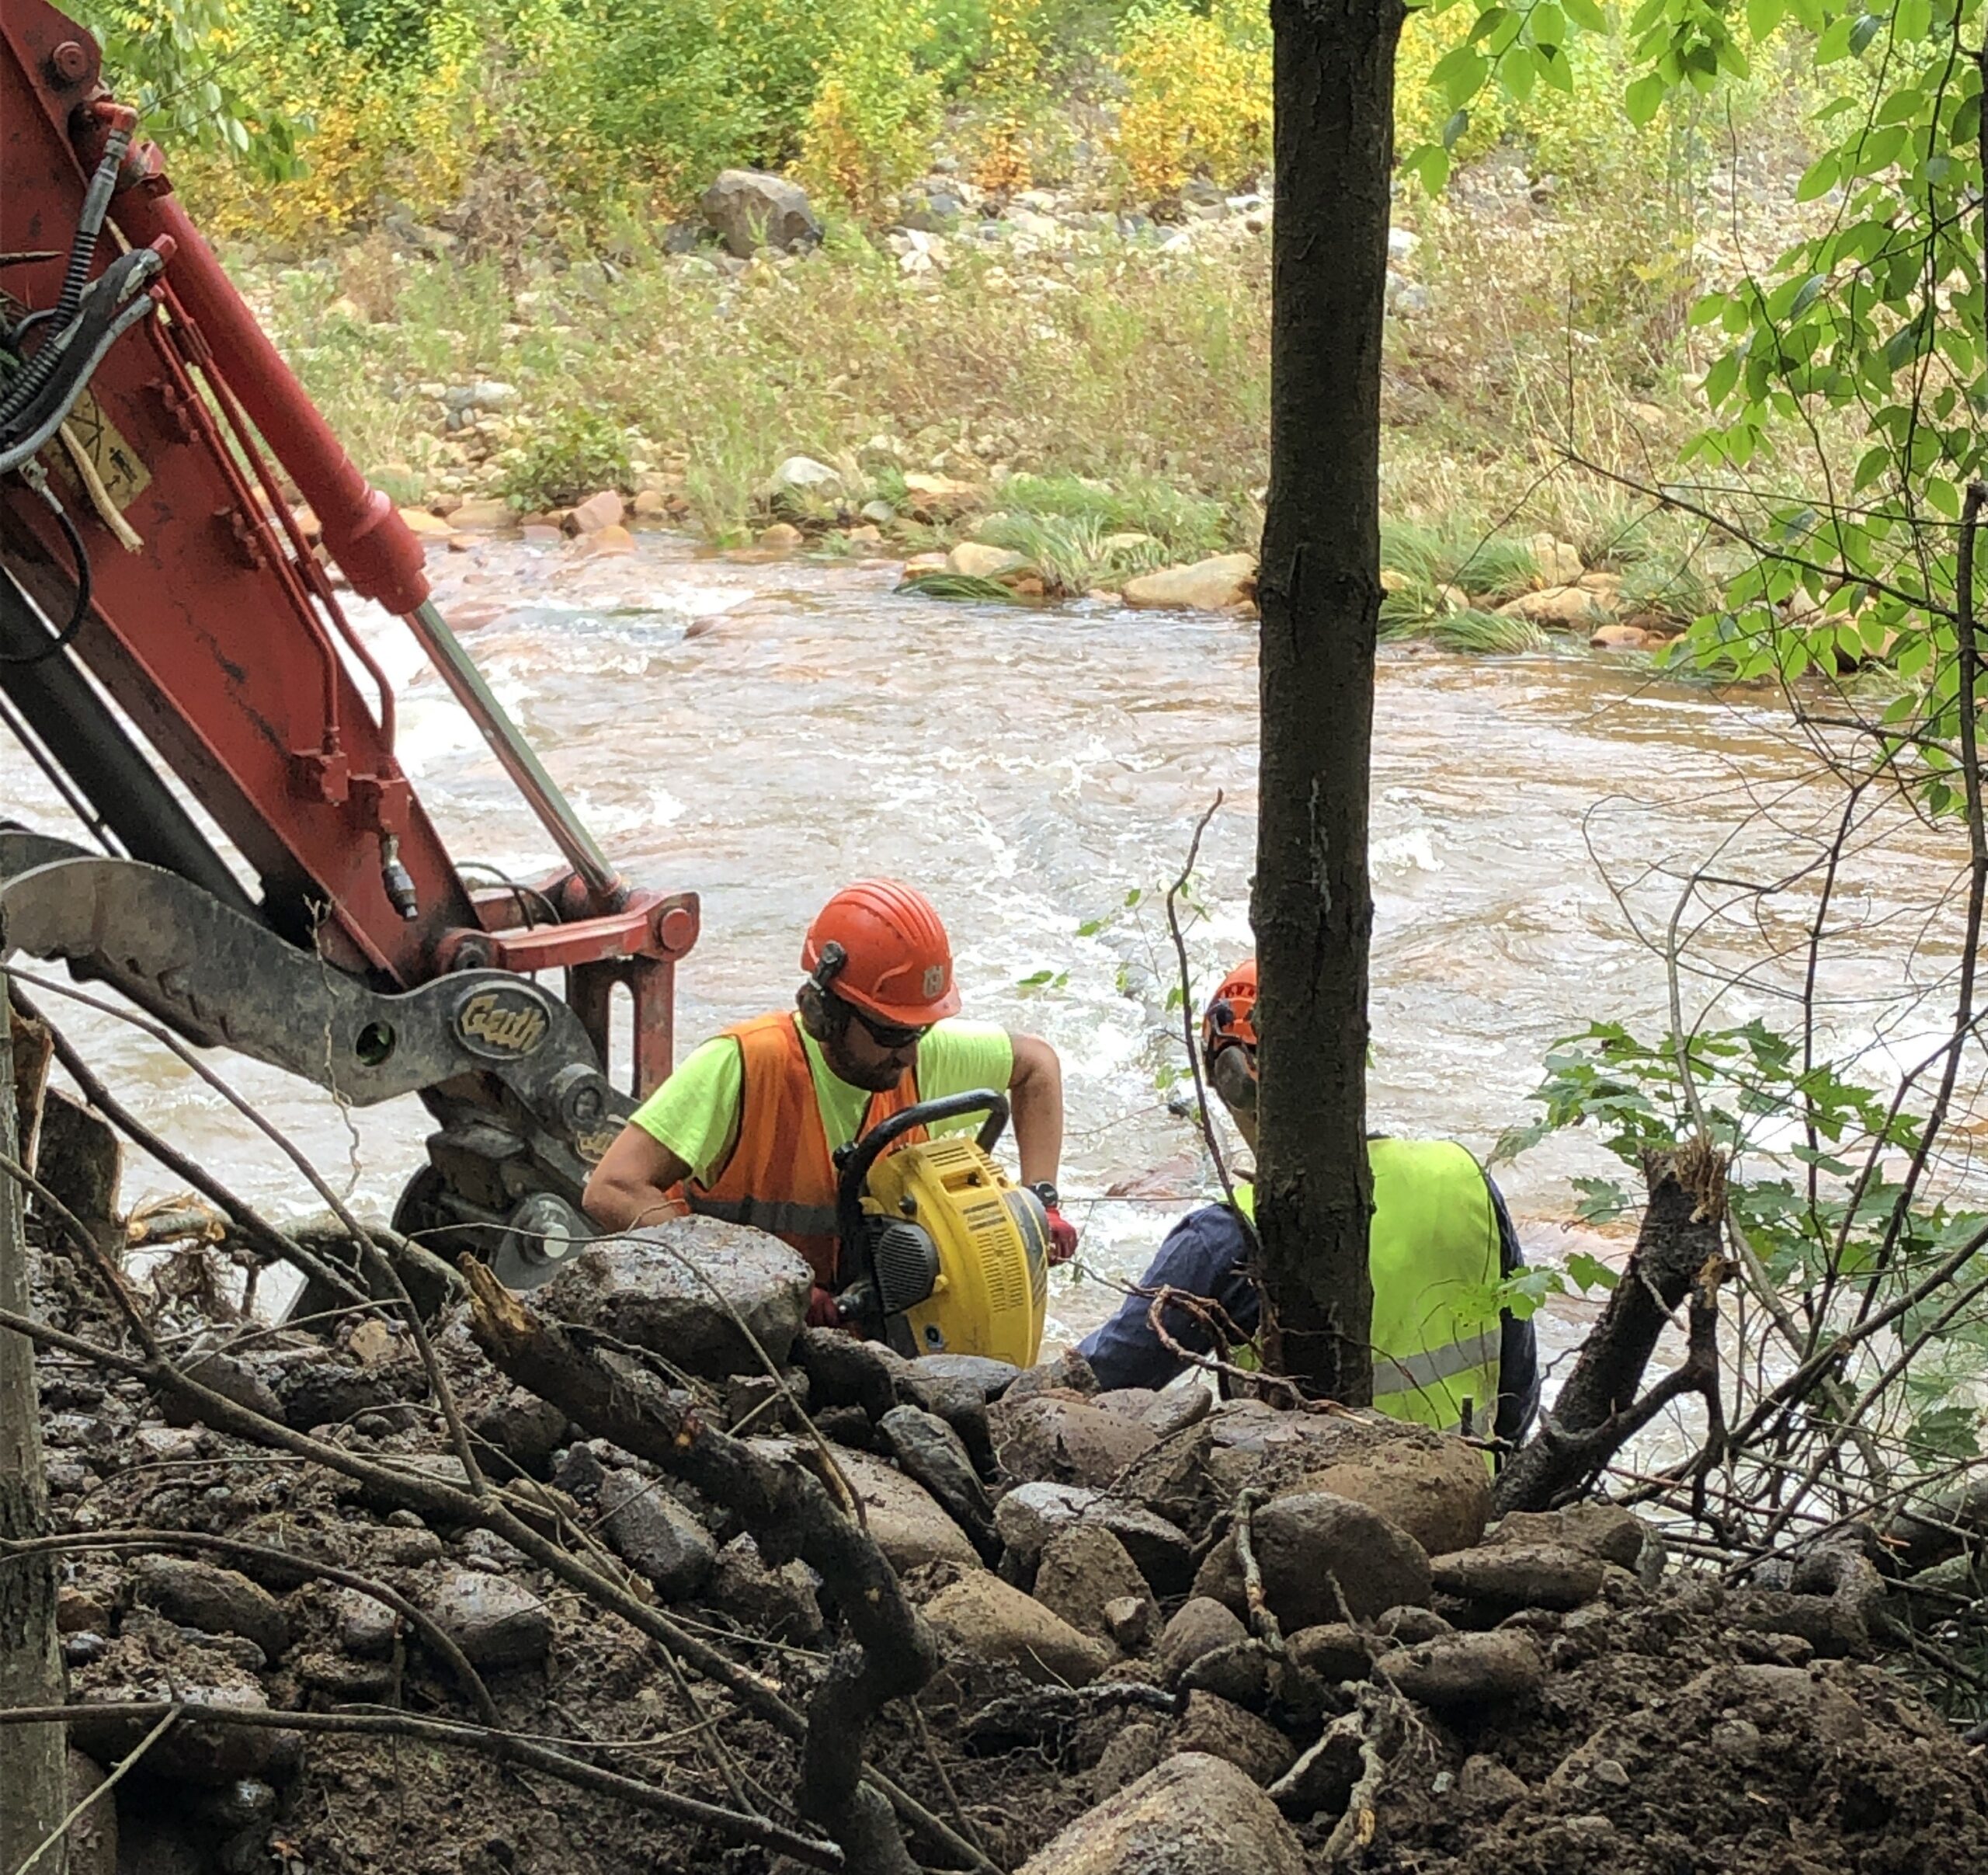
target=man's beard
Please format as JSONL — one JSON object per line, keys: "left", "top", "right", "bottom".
{"left": 838, "top": 1056, "right": 907, "bottom": 1093}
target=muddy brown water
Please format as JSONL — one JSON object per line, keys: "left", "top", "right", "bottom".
{"left": 4, "top": 532, "right": 1975, "bottom": 1407}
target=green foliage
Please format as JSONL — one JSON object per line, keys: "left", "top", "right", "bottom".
{"left": 798, "top": 0, "right": 944, "bottom": 213}
{"left": 72, "top": 0, "right": 305, "bottom": 179}
{"left": 1381, "top": 604, "right": 1549, "bottom": 652}
{"left": 1496, "top": 1016, "right": 1988, "bottom": 1474}
{"left": 996, "top": 473, "right": 1233, "bottom": 559}
{"left": 498, "top": 409, "right": 633, "bottom": 509}
{"left": 896, "top": 570, "right": 1030, "bottom": 601}
{"left": 1382, "top": 517, "right": 1539, "bottom": 598}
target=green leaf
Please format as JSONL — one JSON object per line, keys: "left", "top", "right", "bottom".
{"left": 1705, "top": 350, "right": 1742, "bottom": 405}
{"left": 1497, "top": 41, "right": 1537, "bottom": 99}
{"left": 1562, "top": 0, "right": 1606, "bottom": 26}
{"left": 1795, "top": 152, "right": 1840, "bottom": 200}
{"left": 1405, "top": 141, "right": 1452, "bottom": 193}
{"left": 1746, "top": 0, "right": 1781, "bottom": 37}
{"left": 1566, "top": 1249, "right": 1621, "bottom": 1290}
{"left": 1625, "top": 70, "right": 1668, "bottom": 126}
{"left": 1531, "top": 1, "right": 1566, "bottom": 46}
{"left": 1428, "top": 43, "right": 1491, "bottom": 106}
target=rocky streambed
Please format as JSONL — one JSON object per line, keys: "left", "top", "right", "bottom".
{"left": 19, "top": 1209, "right": 1988, "bottom": 1875}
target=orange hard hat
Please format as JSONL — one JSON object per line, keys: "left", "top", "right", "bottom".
{"left": 801, "top": 879, "right": 962, "bottom": 1025}
{"left": 1201, "top": 957, "right": 1259, "bottom": 1066}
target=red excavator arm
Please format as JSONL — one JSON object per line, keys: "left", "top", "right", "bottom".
{"left": 0, "top": 0, "right": 696, "bottom": 1287}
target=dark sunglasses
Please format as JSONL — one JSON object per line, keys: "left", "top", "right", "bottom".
{"left": 834, "top": 994, "right": 931, "bottom": 1052}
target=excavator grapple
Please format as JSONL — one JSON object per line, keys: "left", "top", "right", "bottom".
{"left": 0, "top": 0, "right": 695, "bottom": 1288}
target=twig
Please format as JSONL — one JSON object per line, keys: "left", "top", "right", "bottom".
{"left": 1319, "top": 1684, "right": 1399, "bottom": 1861}
{"left": 0, "top": 1702, "right": 843, "bottom": 1867}
{"left": 910, "top": 1697, "right": 998, "bottom": 1870}
{"left": 1163, "top": 793, "right": 1244, "bottom": 1217}
{"left": 5, "top": 969, "right": 486, "bottom": 1494}
{"left": 1232, "top": 1487, "right": 1284, "bottom": 1656}
{"left": 9, "top": 1704, "right": 179, "bottom": 1875}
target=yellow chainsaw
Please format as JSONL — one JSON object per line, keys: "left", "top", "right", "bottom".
{"left": 832, "top": 1090, "right": 1049, "bottom": 1366}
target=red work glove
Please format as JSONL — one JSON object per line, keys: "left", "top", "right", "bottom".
{"left": 1044, "top": 1205, "right": 1079, "bottom": 1267}
{"left": 806, "top": 1285, "right": 844, "bottom": 1328}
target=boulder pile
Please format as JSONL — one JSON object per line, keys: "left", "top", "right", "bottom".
{"left": 26, "top": 1218, "right": 1988, "bottom": 1874}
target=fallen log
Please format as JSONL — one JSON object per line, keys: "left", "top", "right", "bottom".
{"left": 462, "top": 1259, "right": 935, "bottom": 1875}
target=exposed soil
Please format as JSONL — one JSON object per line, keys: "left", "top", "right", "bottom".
{"left": 20, "top": 1231, "right": 1988, "bottom": 1875}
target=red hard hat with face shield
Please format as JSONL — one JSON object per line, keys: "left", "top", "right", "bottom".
{"left": 801, "top": 879, "right": 963, "bottom": 1026}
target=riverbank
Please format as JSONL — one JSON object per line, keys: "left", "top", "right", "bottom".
{"left": 236, "top": 119, "right": 1833, "bottom": 652}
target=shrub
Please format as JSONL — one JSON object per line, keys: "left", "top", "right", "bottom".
{"left": 1109, "top": 0, "right": 1269, "bottom": 200}
{"left": 499, "top": 410, "right": 633, "bottom": 509}
{"left": 798, "top": 0, "right": 943, "bottom": 214}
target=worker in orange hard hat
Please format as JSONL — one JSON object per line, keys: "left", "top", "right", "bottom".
{"left": 1079, "top": 957, "right": 1540, "bottom": 1446}
{"left": 583, "top": 880, "right": 1076, "bottom": 1320}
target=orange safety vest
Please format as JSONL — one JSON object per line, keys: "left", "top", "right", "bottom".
{"left": 674, "top": 1012, "right": 925, "bottom": 1285}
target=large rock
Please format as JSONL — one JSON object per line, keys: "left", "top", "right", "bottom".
{"left": 993, "top": 1482, "right": 1194, "bottom": 1593}
{"left": 1156, "top": 1597, "right": 1249, "bottom": 1689}
{"left": 539, "top": 1218, "right": 812, "bottom": 1377}
{"left": 1489, "top": 1501, "right": 1647, "bottom": 1572}
{"left": 1122, "top": 555, "right": 1256, "bottom": 614}
{"left": 1293, "top": 1437, "right": 1490, "bottom": 1558}
{"left": 71, "top": 1645, "right": 300, "bottom": 1784}
{"left": 1382, "top": 1630, "right": 1545, "bottom": 1708}
{"left": 1033, "top": 1525, "right": 1156, "bottom": 1645}
{"left": 131, "top": 1557, "right": 289, "bottom": 1662}
{"left": 1527, "top": 533, "right": 1585, "bottom": 586}
{"left": 923, "top": 1573, "right": 1109, "bottom": 1685}
{"left": 1194, "top": 1491, "right": 1431, "bottom": 1627}
{"left": 1430, "top": 1543, "right": 1604, "bottom": 1613}
{"left": 471, "top": 1386, "right": 571, "bottom": 1476}
{"left": 828, "top": 1444, "right": 982, "bottom": 1571}
{"left": 599, "top": 1471, "right": 719, "bottom": 1598}
{"left": 877, "top": 1407, "right": 996, "bottom": 1558}
{"left": 701, "top": 169, "right": 822, "bottom": 256}
{"left": 992, "top": 1394, "right": 1159, "bottom": 1491}
{"left": 1175, "top": 1692, "right": 1297, "bottom": 1786}
{"left": 420, "top": 1568, "right": 552, "bottom": 1668}
{"left": 1496, "top": 583, "right": 1614, "bottom": 627}
{"left": 947, "top": 541, "right": 1030, "bottom": 581}
{"left": 164, "top": 1350, "right": 283, "bottom": 1428}
{"left": 1019, "top": 1752, "right": 1308, "bottom": 1874}
{"left": 916, "top": 1353, "right": 1021, "bottom": 1400}
{"left": 709, "top": 1535, "right": 825, "bottom": 1644}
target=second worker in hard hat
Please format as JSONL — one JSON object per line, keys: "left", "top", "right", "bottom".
{"left": 583, "top": 879, "right": 1076, "bottom": 1320}
{"left": 1079, "top": 958, "right": 1541, "bottom": 1446}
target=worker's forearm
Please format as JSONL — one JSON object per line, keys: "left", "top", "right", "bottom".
{"left": 581, "top": 1171, "right": 676, "bottom": 1233}
{"left": 1010, "top": 1073, "right": 1063, "bottom": 1188}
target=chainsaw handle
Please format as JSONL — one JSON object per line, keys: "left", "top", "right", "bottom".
{"left": 833, "top": 1088, "right": 1010, "bottom": 1274}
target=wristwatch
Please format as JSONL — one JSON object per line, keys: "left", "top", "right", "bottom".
{"left": 1030, "top": 1181, "right": 1061, "bottom": 1211}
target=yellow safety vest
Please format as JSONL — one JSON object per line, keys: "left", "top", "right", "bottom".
{"left": 1233, "top": 1139, "right": 1505, "bottom": 1435}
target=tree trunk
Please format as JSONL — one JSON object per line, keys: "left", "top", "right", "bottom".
{"left": 0, "top": 975, "right": 68, "bottom": 1872}
{"left": 1251, "top": 0, "right": 1405, "bottom": 1401}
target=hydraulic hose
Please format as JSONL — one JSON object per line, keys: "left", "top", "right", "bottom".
{"left": 0, "top": 270, "right": 161, "bottom": 476}
{"left": 0, "top": 122, "right": 134, "bottom": 429}
{"left": 0, "top": 493, "right": 91, "bottom": 667}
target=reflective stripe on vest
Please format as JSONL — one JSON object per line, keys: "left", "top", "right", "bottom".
{"left": 674, "top": 1012, "right": 922, "bottom": 1286}
{"left": 1233, "top": 1139, "right": 1504, "bottom": 1435}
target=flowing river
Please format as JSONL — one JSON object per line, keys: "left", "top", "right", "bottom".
{"left": 5, "top": 530, "right": 1976, "bottom": 1390}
